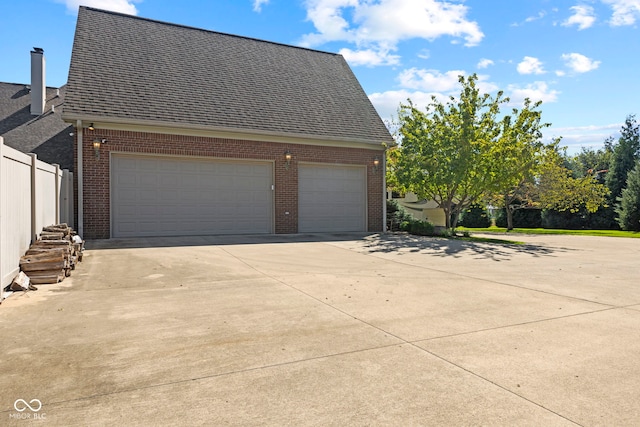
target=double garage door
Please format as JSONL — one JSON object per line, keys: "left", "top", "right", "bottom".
{"left": 111, "top": 154, "right": 366, "bottom": 237}
{"left": 111, "top": 155, "right": 273, "bottom": 237}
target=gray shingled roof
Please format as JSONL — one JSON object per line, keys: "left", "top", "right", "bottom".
{"left": 0, "top": 83, "right": 74, "bottom": 171}
{"left": 63, "top": 7, "right": 392, "bottom": 145}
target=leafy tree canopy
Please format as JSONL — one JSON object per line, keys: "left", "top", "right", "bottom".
{"left": 392, "top": 74, "right": 532, "bottom": 228}
{"left": 389, "top": 74, "right": 609, "bottom": 230}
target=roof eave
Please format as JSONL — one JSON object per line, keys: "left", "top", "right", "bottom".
{"left": 61, "top": 113, "right": 392, "bottom": 150}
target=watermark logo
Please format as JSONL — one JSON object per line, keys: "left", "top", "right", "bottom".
{"left": 14, "top": 399, "right": 42, "bottom": 412}
{"left": 9, "top": 399, "right": 46, "bottom": 420}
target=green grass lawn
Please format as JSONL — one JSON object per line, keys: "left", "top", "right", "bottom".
{"left": 456, "top": 226, "right": 640, "bottom": 238}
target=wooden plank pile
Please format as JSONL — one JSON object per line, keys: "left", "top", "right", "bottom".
{"left": 18, "top": 224, "right": 84, "bottom": 285}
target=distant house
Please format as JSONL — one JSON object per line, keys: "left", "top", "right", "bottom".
{"left": 0, "top": 48, "right": 74, "bottom": 172}
{"left": 63, "top": 7, "right": 392, "bottom": 239}
{"left": 392, "top": 193, "right": 447, "bottom": 227}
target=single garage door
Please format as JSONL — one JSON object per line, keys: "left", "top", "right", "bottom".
{"left": 111, "top": 154, "right": 273, "bottom": 237}
{"left": 298, "top": 163, "right": 366, "bottom": 232}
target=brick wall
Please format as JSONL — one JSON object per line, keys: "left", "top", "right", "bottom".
{"left": 77, "top": 128, "right": 384, "bottom": 239}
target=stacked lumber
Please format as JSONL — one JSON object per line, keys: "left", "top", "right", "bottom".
{"left": 18, "top": 224, "right": 84, "bottom": 285}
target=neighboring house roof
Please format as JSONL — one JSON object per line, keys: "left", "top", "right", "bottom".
{"left": 63, "top": 7, "right": 392, "bottom": 146}
{"left": 0, "top": 83, "right": 74, "bottom": 171}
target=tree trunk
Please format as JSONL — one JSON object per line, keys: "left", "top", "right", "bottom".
{"left": 442, "top": 201, "right": 452, "bottom": 229}
{"left": 451, "top": 206, "right": 460, "bottom": 229}
{"left": 506, "top": 206, "right": 514, "bottom": 231}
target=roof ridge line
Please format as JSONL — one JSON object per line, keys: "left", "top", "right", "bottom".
{"left": 80, "top": 6, "right": 341, "bottom": 57}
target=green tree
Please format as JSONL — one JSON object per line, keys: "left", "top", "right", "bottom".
{"left": 393, "top": 74, "right": 509, "bottom": 229}
{"left": 566, "top": 141, "right": 617, "bottom": 229}
{"left": 616, "top": 162, "right": 640, "bottom": 231}
{"left": 606, "top": 115, "right": 640, "bottom": 202}
{"left": 536, "top": 142, "right": 609, "bottom": 214}
{"left": 392, "top": 74, "right": 608, "bottom": 231}
{"left": 568, "top": 142, "right": 614, "bottom": 182}
{"left": 489, "top": 99, "right": 549, "bottom": 230}
{"left": 493, "top": 141, "right": 609, "bottom": 229}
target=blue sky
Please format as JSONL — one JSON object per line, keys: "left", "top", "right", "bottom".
{"left": 2, "top": 0, "right": 639, "bottom": 154}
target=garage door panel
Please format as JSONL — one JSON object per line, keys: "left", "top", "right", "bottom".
{"left": 117, "top": 188, "right": 137, "bottom": 200}
{"left": 117, "top": 173, "right": 137, "bottom": 186}
{"left": 159, "top": 174, "right": 180, "bottom": 187}
{"left": 198, "top": 191, "right": 217, "bottom": 202}
{"left": 138, "top": 190, "right": 159, "bottom": 202}
{"left": 112, "top": 155, "right": 273, "bottom": 237}
{"left": 117, "top": 157, "right": 138, "bottom": 169}
{"left": 299, "top": 164, "right": 366, "bottom": 233}
{"left": 157, "top": 188, "right": 176, "bottom": 199}
{"left": 138, "top": 222, "right": 159, "bottom": 232}
{"left": 252, "top": 192, "right": 270, "bottom": 203}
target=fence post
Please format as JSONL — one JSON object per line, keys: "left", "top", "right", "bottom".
{"left": 54, "top": 163, "right": 60, "bottom": 224}
{"left": 30, "top": 153, "right": 37, "bottom": 243}
{"left": 0, "top": 136, "right": 4, "bottom": 286}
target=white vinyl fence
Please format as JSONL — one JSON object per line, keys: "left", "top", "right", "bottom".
{"left": 1, "top": 136, "right": 74, "bottom": 288}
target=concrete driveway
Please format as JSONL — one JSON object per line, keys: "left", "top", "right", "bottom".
{"left": 1, "top": 232, "right": 639, "bottom": 426}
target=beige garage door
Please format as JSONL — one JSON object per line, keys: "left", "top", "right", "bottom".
{"left": 111, "top": 154, "right": 273, "bottom": 237}
{"left": 298, "top": 163, "right": 366, "bottom": 232}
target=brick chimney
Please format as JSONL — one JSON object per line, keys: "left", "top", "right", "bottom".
{"left": 30, "top": 47, "right": 46, "bottom": 116}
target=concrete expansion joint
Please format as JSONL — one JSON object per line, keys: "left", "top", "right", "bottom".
{"left": 330, "top": 242, "right": 615, "bottom": 308}
{"left": 412, "top": 306, "right": 621, "bottom": 343}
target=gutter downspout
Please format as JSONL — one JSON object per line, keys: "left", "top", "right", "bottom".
{"left": 382, "top": 150, "right": 387, "bottom": 233}
{"left": 76, "top": 120, "right": 83, "bottom": 237}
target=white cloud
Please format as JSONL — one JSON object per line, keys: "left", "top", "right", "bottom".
{"left": 398, "top": 68, "right": 465, "bottom": 92}
{"left": 369, "top": 90, "right": 449, "bottom": 122}
{"left": 602, "top": 0, "right": 640, "bottom": 26}
{"left": 562, "top": 53, "right": 601, "bottom": 73}
{"left": 253, "top": 0, "right": 269, "bottom": 12}
{"left": 477, "top": 58, "right": 494, "bottom": 69}
{"left": 546, "top": 123, "right": 623, "bottom": 154}
{"left": 562, "top": 5, "right": 596, "bottom": 30}
{"left": 339, "top": 47, "right": 400, "bottom": 66}
{"left": 511, "top": 10, "right": 546, "bottom": 26}
{"left": 300, "top": 0, "right": 484, "bottom": 57}
{"left": 552, "top": 123, "right": 622, "bottom": 134}
{"left": 394, "top": 68, "right": 498, "bottom": 99}
{"left": 507, "top": 81, "right": 559, "bottom": 104}
{"left": 56, "top": 0, "right": 139, "bottom": 14}
{"left": 369, "top": 70, "right": 505, "bottom": 127}
{"left": 517, "top": 56, "right": 546, "bottom": 75}
{"left": 417, "top": 49, "right": 430, "bottom": 60}
{"left": 526, "top": 10, "right": 547, "bottom": 23}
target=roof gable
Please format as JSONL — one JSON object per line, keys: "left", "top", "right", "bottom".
{"left": 0, "top": 83, "right": 74, "bottom": 171}
{"left": 64, "top": 7, "right": 392, "bottom": 146}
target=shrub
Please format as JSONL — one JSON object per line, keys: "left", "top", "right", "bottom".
{"left": 495, "top": 208, "right": 542, "bottom": 228}
{"left": 408, "top": 219, "right": 435, "bottom": 236}
{"left": 541, "top": 209, "right": 587, "bottom": 229}
{"left": 585, "top": 206, "right": 619, "bottom": 230}
{"left": 387, "top": 199, "right": 438, "bottom": 236}
{"left": 459, "top": 203, "right": 491, "bottom": 228}
{"left": 386, "top": 199, "right": 414, "bottom": 231}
